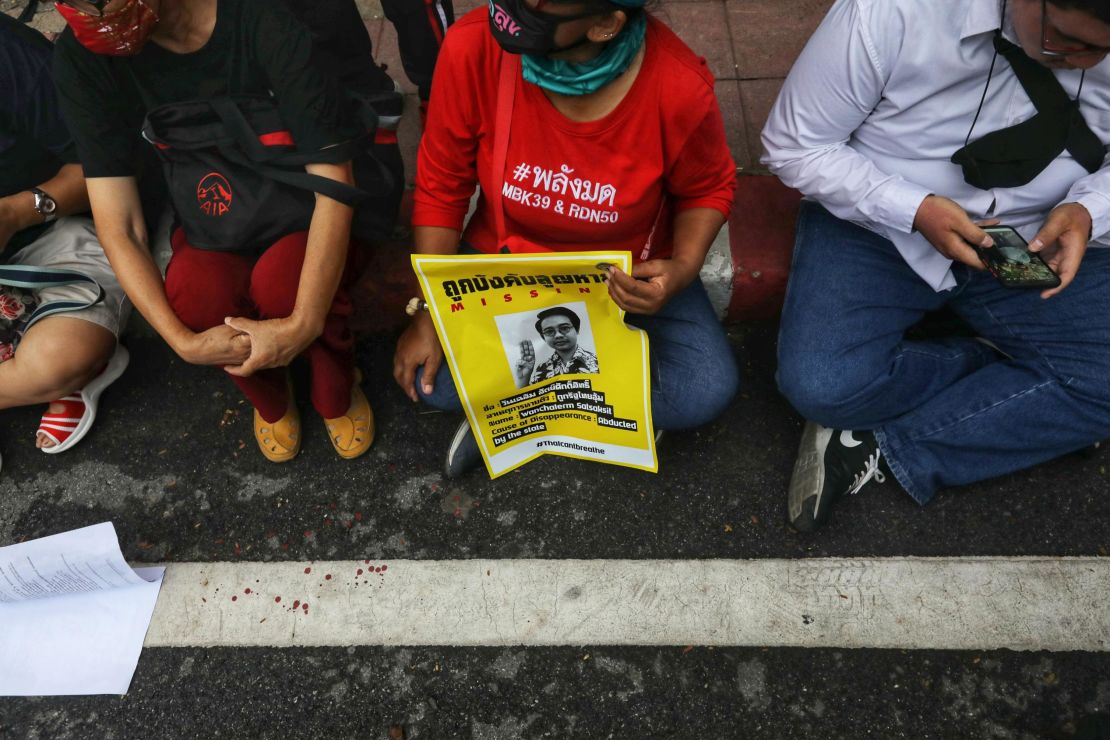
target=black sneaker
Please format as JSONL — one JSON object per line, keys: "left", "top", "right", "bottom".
{"left": 787, "top": 421, "right": 886, "bottom": 533}
{"left": 444, "top": 419, "right": 482, "bottom": 479}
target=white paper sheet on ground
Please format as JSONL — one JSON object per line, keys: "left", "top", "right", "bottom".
{"left": 0, "top": 522, "right": 165, "bottom": 696}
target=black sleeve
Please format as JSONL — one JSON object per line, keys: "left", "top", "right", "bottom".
{"left": 52, "top": 30, "right": 142, "bottom": 178}
{"left": 20, "top": 76, "right": 80, "bottom": 165}
{"left": 248, "top": 0, "right": 362, "bottom": 158}
{"left": 278, "top": 0, "right": 393, "bottom": 92}
{"left": 0, "top": 19, "right": 77, "bottom": 164}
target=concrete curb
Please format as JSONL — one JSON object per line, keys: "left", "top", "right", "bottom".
{"left": 726, "top": 174, "right": 801, "bottom": 321}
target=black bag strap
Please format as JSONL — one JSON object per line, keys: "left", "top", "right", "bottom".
{"left": 17, "top": 0, "right": 37, "bottom": 24}
{"left": 994, "top": 34, "right": 1104, "bottom": 174}
{"left": 212, "top": 144, "right": 358, "bottom": 206}
{"left": 207, "top": 97, "right": 394, "bottom": 205}
{"left": 207, "top": 97, "right": 352, "bottom": 165}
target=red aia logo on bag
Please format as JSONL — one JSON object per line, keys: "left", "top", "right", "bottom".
{"left": 197, "top": 172, "right": 233, "bottom": 217}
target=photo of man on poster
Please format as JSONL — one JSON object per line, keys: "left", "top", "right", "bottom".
{"left": 514, "top": 306, "right": 599, "bottom": 388}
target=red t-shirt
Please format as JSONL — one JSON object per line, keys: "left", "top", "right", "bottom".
{"left": 413, "top": 9, "right": 736, "bottom": 262}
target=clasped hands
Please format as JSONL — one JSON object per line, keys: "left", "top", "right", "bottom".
{"left": 176, "top": 316, "right": 320, "bottom": 376}
{"left": 914, "top": 194, "right": 1091, "bottom": 299}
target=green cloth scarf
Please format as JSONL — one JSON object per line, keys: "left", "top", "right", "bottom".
{"left": 521, "top": 12, "right": 647, "bottom": 97}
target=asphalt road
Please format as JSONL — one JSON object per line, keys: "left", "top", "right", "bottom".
{"left": 3, "top": 327, "right": 1107, "bottom": 563}
{"left": 4, "top": 647, "right": 1108, "bottom": 738}
{"left": 2, "top": 326, "right": 1108, "bottom": 737}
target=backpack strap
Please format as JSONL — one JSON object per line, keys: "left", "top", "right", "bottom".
{"left": 17, "top": 0, "right": 37, "bottom": 24}
{"left": 206, "top": 97, "right": 393, "bottom": 204}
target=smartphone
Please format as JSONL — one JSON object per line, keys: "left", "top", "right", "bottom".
{"left": 976, "top": 226, "right": 1061, "bottom": 289}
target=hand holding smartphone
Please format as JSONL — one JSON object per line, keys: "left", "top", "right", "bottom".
{"left": 976, "top": 226, "right": 1061, "bottom": 289}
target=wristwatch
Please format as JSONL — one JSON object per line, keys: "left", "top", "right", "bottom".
{"left": 30, "top": 187, "right": 58, "bottom": 223}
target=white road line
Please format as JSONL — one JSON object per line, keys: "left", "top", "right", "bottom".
{"left": 144, "top": 558, "right": 1110, "bottom": 651}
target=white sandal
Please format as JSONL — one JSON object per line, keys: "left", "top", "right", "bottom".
{"left": 39, "top": 344, "right": 129, "bottom": 455}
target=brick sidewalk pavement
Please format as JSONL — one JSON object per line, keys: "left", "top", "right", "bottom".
{"left": 6, "top": 0, "right": 836, "bottom": 178}
{"left": 368, "top": 0, "right": 835, "bottom": 181}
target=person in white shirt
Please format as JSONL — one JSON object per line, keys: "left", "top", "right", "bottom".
{"left": 762, "top": 0, "right": 1110, "bottom": 531}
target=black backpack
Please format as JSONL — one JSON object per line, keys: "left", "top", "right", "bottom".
{"left": 142, "top": 0, "right": 405, "bottom": 253}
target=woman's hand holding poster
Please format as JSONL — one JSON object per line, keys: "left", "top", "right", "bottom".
{"left": 412, "top": 252, "right": 657, "bottom": 478}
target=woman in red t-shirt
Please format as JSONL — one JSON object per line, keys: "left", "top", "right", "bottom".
{"left": 393, "top": 0, "right": 740, "bottom": 476}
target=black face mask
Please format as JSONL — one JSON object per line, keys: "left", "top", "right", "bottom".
{"left": 487, "top": 0, "right": 601, "bottom": 56}
{"left": 951, "top": 33, "right": 1104, "bottom": 190}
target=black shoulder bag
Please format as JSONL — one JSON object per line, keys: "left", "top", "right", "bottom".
{"left": 142, "top": 93, "right": 397, "bottom": 254}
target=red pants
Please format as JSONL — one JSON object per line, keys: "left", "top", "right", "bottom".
{"left": 165, "top": 228, "right": 356, "bottom": 423}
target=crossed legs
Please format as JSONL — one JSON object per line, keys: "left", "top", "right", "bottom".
{"left": 778, "top": 203, "right": 1110, "bottom": 508}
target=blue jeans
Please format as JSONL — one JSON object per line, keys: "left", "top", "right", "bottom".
{"left": 416, "top": 278, "right": 739, "bottom": 430}
{"left": 778, "top": 202, "right": 1110, "bottom": 504}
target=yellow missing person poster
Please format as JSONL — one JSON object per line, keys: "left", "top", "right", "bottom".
{"left": 413, "top": 252, "right": 657, "bottom": 478}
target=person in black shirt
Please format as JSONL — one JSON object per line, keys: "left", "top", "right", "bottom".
{"left": 52, "top": 0, "right": 376, "bottom": 463}
{"left": 0, "top": 14, "right": 130, "bottom": 463}
{"left": 380, "top": 0, "right": 453, "bottom": 121}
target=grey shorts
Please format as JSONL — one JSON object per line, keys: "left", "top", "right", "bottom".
{"left": 6, "top": 216, "right": 131, "bottom": 338}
